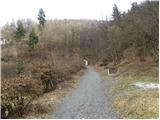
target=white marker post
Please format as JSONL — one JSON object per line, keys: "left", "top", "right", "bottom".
{"left": 84, "top": 59, "right": 88, "bottom": 66}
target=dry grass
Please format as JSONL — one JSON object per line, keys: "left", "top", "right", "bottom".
{"left": 113, "top": 88, "right": 158, "bottom": 119}
{"left": 1, "top": 62, "right": 17, "bottom": 79}
{"left": 97, "top": 60, "right": 159, "bottom": 119}
{"left": 112, "top": 73, "right": 158, "bottom": 119}
{"left": 21, "top": 69, "right": 85, "bottom": 119}
{"left": 1, "top": 41, "right": 84, "bottom": 118}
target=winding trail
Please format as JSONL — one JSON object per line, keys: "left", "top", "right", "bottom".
{"left": 52, "top": 66, "right": 119, "bottom": 119}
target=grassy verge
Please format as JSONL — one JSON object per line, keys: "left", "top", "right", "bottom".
{"left": 97, "top": 63, "right": 159, "bottom": 119}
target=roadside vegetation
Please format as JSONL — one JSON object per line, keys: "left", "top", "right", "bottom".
{"left": 98, "top": 47, "right": 158, "bottom": 119}
{"left": 96, "top": 1, "right": 159, "bottom": 118}
{"left": 1, "top": 0, "right": 158, "bottom": 119}
{"left": 21, "top": 69, "right": 85, "bottom": 119}
{"left": 1, "top": 9, "right": 84, "bottom": 118}
{"left": 112, "top": 49, "right": 158, "bottom": 119}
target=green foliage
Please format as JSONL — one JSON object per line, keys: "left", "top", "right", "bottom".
{"left": 38, "top": 8, "right": 46, "bottom": 29}
{"left": 15, "top": 21, "right": 25, "bottom": 41}
{"left": 40, "top": 70, "right": 57, "bottom": 92}
{"left": 28, "top": 28, "right": 39, "bottom": 50}
{"left": 40, "top": 70, "right": 68, "bottom": 92}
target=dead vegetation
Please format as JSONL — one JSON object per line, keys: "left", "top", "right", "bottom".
{"left": 1, "top": 39, "right": 84, "bottom": 118}
{"left": 1, "top": 75, "right": 43, "bottom": 118}
{"left": 21, "top": 69, "right": 85, "bottom": 119}
{"left": 98, "top": 47, "right": 159, "bottom": 119}
{"left": 1, "top": 1, "right": 158, "bottom": 118}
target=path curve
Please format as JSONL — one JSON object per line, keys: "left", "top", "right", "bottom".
{"left": 52, "top": 66, "right": 119, "bottom": 119}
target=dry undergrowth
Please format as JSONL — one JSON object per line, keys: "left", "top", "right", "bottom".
{"left": 1, "top": 42, "right": 84, "bottom": 118}
{"left": 21, "top": 69, "right": 85, "bottom": 119}
{"left": 97, "top": 60, "right": 159, "bottom": 119}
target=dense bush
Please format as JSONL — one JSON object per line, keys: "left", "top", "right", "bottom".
{"left": 1, "top": 75, "right": 43, "bottom": 118}
{"left": 41, "top": 70, "right": 61, "bottom": 92}
{"left": 40, "top": 64, "right": 82, "bottom": 92}
{"left": 1, "top": 59, "right": 83, "bottom": 118}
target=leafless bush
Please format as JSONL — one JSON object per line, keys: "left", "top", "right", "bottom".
{"left": 1, "top": 75, "right": 43, "bottom": 118}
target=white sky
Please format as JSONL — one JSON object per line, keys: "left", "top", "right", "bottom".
{"left": 0, "top": 0, "right": 145, "bottom": 27}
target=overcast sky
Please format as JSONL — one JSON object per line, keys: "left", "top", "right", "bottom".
{"left": 0, "top": 0, "right": 145, "bottom": 27}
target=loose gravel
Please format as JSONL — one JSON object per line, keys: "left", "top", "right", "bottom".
{"left": 52, "top": 66, "right": 119, "bottom": 119}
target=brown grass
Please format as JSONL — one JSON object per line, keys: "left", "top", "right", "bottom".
{"left": 1, "top": 41, "right": 84, "bottom": 118}
{"left": 21, "top": 69, "right": 85, "bottom": 119}
{"left": 97, "top": 58, "right": 159, "bottom": 119}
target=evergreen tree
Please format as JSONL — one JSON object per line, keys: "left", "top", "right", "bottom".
{"left": 131, "top": 2, "right": 138, "bottom": 12}
{"left": 112, "top": 4, "right": 121, "bottom": 23}
{"left": 37, "top": 8, "right": 46, "bottom": 29}
{"left": 28, "top": 28, "right": 38, "bottom": 50}
{"left": 15, "top": 21, "right": 25, "bottom": 41}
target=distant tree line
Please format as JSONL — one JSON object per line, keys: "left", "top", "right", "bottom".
{"left": 1, "top": 1, "right": 159, "bottom": 64}
{"left": 100, "top": 1, "right": 159, "bottom": 64}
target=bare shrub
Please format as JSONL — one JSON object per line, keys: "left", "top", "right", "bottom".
{"left": 1, "top": 75, "right": 43, "bottom": 118}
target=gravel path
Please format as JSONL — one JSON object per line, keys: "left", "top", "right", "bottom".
{"left": 52, "top": 66, "right": 119, "bottom": 119}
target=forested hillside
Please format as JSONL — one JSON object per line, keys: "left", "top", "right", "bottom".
{"left": 1, "top": 1, "right": 159, "bottom": 118}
